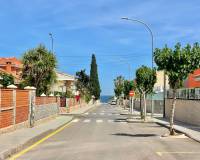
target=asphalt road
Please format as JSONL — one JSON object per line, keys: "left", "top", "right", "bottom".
{"left": 13, "top": 104, "right": 200, "bottom": 160}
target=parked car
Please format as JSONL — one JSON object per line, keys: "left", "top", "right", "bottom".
{"left": 110, "top": 100, "right": 117, "bottom": 105}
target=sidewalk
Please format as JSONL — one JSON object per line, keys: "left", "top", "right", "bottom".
{"left": 119, "top": 107, "right": 200, "bottom": 143}
{"left": 154, "top": 117, "right": 200, "bottom": 143}
{"left": 0, "top": 103, "right": 100, "bottom": 160}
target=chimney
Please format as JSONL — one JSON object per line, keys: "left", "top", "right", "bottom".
{"left": 6, "top": 61, "right": 12, "bottom": 73}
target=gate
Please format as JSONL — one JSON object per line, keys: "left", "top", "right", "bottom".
{"left": 60, "top": 97, "right": 66, "bottom": 107}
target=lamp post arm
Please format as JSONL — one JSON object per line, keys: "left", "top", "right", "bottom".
{"left": 121, "top": 17, "right": 154, "bottom": 68}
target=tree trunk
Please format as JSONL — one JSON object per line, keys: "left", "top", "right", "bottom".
{"left": 123, "top": 98, "right": 126, "bottom": 110}
{"left": 170, "top": 89, "right": 177, "bottom": 135}
{"left": 143, "top": 93, "right": 147, "bottom": 121}
{"left": 140, "top": 94, "right": 143, "bottom": 119}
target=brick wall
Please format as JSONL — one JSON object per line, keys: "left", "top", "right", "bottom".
{"left": 0, "top": 110, "right": 13, "bottom": 128}
{"left": 0, "top": 89, "right": 30, "bottom": 129}
{"left": 0, "top": 88, "right": 59, "bottom": 131}
{"left": 35, "top": 97, "right": 57, "bottom": 105}
{"left": 0, "top": 89, "right": 14, "bottom": 128}
{"left": 16, "top": 90, "right": 29, "bottom": 124}
{"left": 1, "top": 90, "right": 13, "bottom": 108}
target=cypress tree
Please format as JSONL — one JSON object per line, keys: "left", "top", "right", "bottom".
{"left": 90, "top": 54, "right": 101, "bottom": 99}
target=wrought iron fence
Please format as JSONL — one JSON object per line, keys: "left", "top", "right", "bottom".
{"left": 167, "top": 88, "right": 200, "bottom": 100}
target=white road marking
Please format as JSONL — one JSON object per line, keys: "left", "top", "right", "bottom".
{"left": 84, "top": 112, "right": 89, "bottom": 115}
{"left": 100, "top": 113, "right": 105, "bottom": 115}
{"left": 72, "top": 119, "right": 79, "bottom": 123}
{"left": 96, "top": 119, "right": 103, "bottom": 123}
{"left": 119, "top": 121, "right": 127, "bottom": 124}
{"left": 156, "top": 151, "right": 200, "bottom": 156}
{"left": 83, "top": 119, "right": 91, "bottom": 123}
{"left": 108, "top": 119, "right": 114, "bottom": 123}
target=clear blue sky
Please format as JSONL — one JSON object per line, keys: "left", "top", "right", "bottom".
{"left": 0, "top": 0, "right": 200, "bottom": 95}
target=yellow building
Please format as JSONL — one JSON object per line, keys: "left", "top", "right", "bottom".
{"left": 154, "top": 70, "right": 169, "bottom": 93}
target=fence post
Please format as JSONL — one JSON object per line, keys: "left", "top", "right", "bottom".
{"left": 7, "top": 85, "right": 17, "bottom": 125}
{"left": 41, "top": 93, "right": 46, "bottom": 105}
{"left": 56, "top": 95, "right": 60, "bottom": 114}
{"left": 24, "top": 86, "right": 36, "bottom": 127}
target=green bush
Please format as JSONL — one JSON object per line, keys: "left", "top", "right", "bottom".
{"left": 0, "top": 72, "right": 14, "bottom": 87}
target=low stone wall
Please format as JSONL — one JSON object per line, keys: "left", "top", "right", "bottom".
{"left": 165, "top": 99, "right": 200, "bottom": 126}
{"left": 134, "top": 99, "right": 163, "bottom": 114}
{"left": 34, "top": 103, "right": 59, "bottom": 121}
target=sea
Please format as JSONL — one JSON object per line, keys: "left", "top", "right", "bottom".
{"left": 100, "top": 95, "right": 113, "bottom": 103}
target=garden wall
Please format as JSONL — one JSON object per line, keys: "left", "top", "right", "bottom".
{"left": 165, "top": 99, "right": 200, "bottom": 126}
{"left": 134, "top": 99, "right": 163, "bottom": 114}
{"left": 0, "top": 88, "right": 60, "bottom": 133}
{"left": 35, "top": 97, "right": 59, "bottom": 121}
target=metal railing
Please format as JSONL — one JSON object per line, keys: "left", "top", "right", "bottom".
{"left": 167, "top": 88, "right": 200, "bottom": 100}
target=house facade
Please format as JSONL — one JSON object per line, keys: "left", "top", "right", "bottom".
{"left": 0, "top": 57, "right": 22, "bottom": 84}
{"left": 154, "top": 70, "right": 169, "bottom": 93}
{"left": 51, "top": 71, "right": 76, "bottom": 95}
{"left": 184, "top": 68, "right": 200, "bottom": 88}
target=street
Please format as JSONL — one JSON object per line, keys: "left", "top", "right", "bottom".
{"left": 13, "top": 104, "right": 200, "bottom": 160}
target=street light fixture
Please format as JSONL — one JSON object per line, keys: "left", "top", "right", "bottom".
{"left": 121, "top": 17, "right": 154, "bottom": 117}
{"left": 49, "top": 33, "right": 54, "bottom": 53}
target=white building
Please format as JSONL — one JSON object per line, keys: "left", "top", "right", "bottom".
{"left": 51, "top": 71, "right": 76, "bottom": 95}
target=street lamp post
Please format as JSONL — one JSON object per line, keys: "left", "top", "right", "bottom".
{"left": 49, "top": 33, "right": 55, "bottom": 95}
{"left": 49, "top": 33, "right": 54, "bottom": 53}
{"left": 121, "top": 17, "right": 154, "bottom": 117}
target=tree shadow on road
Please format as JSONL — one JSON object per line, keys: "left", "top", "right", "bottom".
{"left": 114, "top": 118, "right": 127, "bottom": 122}
{"left": 111, "top": 133, "right": 158, "bottom": 137}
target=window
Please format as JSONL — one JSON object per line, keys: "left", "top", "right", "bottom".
{"left": 194, "top": 75, "right": 200, "bottom": 81}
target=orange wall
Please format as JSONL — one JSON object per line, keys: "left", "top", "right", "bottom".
{"left": 185, "top": 69, "right": 200, "bottom": 88}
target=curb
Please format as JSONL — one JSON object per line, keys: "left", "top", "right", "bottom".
{"left": 155, "top": 120, "right": 200, "bottom": 143}
{"left": 0, "top": 117, "right": 73, "bottom": 160}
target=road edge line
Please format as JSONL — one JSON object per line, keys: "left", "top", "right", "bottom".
{"left": 9, "top": 118, "right": 73, "bottom": 160}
